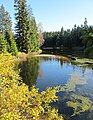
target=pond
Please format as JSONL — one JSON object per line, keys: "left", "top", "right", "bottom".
{"left": 19, "top": 55, "right": 93, "bottom": 120}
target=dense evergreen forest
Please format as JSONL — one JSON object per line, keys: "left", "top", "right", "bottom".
{"left": 0, "top": 0, "right": 44, "bottom": 55}
{"left": 42, "top": 18, "right": 93, "bottom": 58}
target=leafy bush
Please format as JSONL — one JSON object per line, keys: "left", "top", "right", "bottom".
{"left": 0, "top": 53, "right": 63, "bottom": 120}
{"left": 37, "top": 49, "right": 42, "bottom": 54}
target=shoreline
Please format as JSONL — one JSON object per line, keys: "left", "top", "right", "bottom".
{"left": 32, "top": 54, "right": 70, "bottom": 61}
{"left": 17, "top": 52, "right": 70, "bottom": 61}
{"left": 17, "top": 52, "right": 93, "bottom": 64}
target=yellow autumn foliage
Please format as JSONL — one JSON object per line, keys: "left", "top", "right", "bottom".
{"left": 0, "top": 53, "right": 63, "bottom": 120}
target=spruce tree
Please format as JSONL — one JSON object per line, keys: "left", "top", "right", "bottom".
{"left": 14, "top": 1, "right": 40, "bottom": 53}
{"left": 0, "top": 4, "right": 17, "bottom": 55}
{"left": 5, "top": 11, "right": 12, "bottom": 32}
{"left": 0, "top": 5, "right": 12, "bottom": 34}
{"left": 14, "top": 0, "right": 29, "bottom": 52}
{"left": 84, "top": 18, "right": 88, "bottom": 28}
{"left": 0, "top": 5, "right": 13, "bottom": 53}
{"left": 28, "top": 18, "right": 40, "bottom": 52}
{"left": 0, "top": 4, "right": 6, "bottom": 34}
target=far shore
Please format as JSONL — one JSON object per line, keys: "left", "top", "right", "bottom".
{"left": 32, "top": 54, "right": 70, "bottom": 61}
{"left": 17, "top": 52, "right": 93, "bottom": 64}
{"left": 17, "top": 52, "right": 70, "bottom": 61}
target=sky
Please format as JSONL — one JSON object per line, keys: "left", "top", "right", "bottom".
{"left": 0, "top": 0, "right": 93, "bottom": 32}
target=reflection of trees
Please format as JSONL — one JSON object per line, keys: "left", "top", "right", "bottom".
{"left": 19, "top": 57, "right": 40, "bottom": 88}
{"left": 60, "top": 60, "right": 63, "bottom": 67}
{"left": 40, "top": 56, "right": 64, "bottom": 67}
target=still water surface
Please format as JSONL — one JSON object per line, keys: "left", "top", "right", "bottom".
{"left": 19, "top": 56, "right": 93, "bottom": 120}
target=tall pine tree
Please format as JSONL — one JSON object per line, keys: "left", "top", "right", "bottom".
{"left": 28, "top": 17, "right": 40, "bottom": 52}
{"left": 0, "top": 4, "right": 18, "bottom": 55}
{"left": 27, "top": 6, "right": 40, "bottom": 53}
{"left": 14, "top": 1, "right": 40, "bottom": 53}
{"left": 14, "top": 0, "right": 29, "bottom": 53}
{"left": 0, "top": 5, "right": 6, "bottom": 35}
{"left": 0, "top": 5, "right": 12, "bottom": 35}
{"left": 5, "top": 11, "right": 12, "bottom": 32}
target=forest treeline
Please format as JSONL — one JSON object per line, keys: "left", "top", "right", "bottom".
{"left": 43, "top": 18, "right": 93, "bottom": 58}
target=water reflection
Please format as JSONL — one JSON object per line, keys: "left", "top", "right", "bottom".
{"left": 19, "top": 56, "right": 93, "bottom": 91}
{"left": 18, "top": 56, "right": 93, "bottom": 120}
{"left": 19, "top": 57, "right": 40, "bottom": 88}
